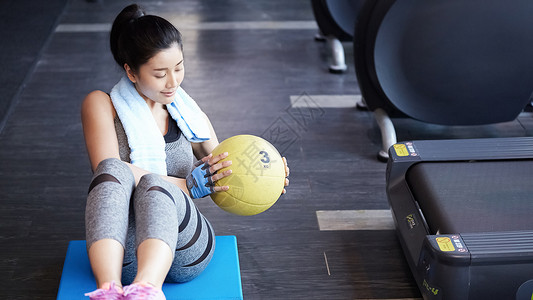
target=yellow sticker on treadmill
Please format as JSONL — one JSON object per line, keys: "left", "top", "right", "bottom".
{"left": 393, "top": 144, "right": 409, "bottom": 156}
{"left": 436, "top": 237, "right": 455, "bottom": 252}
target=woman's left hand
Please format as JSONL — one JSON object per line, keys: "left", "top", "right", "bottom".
{"left": 186, "top": 152, "right": 232, "bottom": 199}
{"left": 282, "top": 157, "right": 290, "bottom": 195}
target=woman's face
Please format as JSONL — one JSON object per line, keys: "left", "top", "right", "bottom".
{"left": 127, "top": 43, "right": 184, "bottom": 105}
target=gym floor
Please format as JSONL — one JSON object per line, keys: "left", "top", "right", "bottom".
{"left": 1, "top": 0, "right": 532, "bottom": 299}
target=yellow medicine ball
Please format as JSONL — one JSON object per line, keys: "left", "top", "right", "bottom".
{"left": 210, "top": 135, "right": 285, "bottom": 216}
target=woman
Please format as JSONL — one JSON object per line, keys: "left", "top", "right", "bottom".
{"left": 81, "top": 4, "right": 289, "bottom": 299}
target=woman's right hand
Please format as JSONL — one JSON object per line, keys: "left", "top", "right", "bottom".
{"left": 186, "top": 152, "right": 232, "bottom": 198}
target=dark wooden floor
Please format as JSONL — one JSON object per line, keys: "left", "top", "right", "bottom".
{"left": 1, "top": 0, "right": 532, "bottom": 299}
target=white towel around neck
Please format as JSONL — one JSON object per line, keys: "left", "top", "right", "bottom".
{"left": 110, "top": 76, "right": 210, "bottom": 175}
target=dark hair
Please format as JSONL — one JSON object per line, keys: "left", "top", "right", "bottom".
{"left": 110, "top": 4, "right": 183, "bottom": 72}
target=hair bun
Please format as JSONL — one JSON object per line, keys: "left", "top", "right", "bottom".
{"left": 123, "top": 4, "right": 145, "bottom": 22}
{"left": 129, "top": 5, "right": 145, "bottom": 21}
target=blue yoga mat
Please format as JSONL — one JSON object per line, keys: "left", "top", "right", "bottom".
{"left": 57, "top": 236, "right": 243, "bottom": 300}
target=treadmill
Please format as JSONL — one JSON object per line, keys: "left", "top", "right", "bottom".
{"left": 386, "top": 137, "right": 533, "bottom": 300}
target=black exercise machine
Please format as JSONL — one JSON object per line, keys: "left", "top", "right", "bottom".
{"left": 353, "top": 0, "right": 533, "bottom": 161}
{"left": 310, "top": 0, "right": 363, "bottom": 73}
{"left": 353, "top": 1, "right": 533, "bottom": 298}
{"left": 387, "top": 137, "right": 533, "bottom": 299}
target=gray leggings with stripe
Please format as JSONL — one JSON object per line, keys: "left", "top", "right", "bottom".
{"left": 85, "top": 158, "right": 215, "bottom": 284}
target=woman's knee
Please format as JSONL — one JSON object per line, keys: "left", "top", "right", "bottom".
{"left": 136, "top": 173, "right": 181, "bottom": 200}
{"left": 87, "top": 158, "right": 132, "bottom": 195}
{"left": 95, "top": 158, "right": 131, "bottom": 176}
{"left": 137, "top": 173, "right": 163, "bottom": 189}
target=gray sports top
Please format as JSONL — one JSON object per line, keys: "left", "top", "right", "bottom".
{"left": 114, "top": 117, "right": 195, "bottom": 178}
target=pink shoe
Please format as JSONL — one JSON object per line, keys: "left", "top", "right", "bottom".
{"left": 123, "top": 282, "right": 166, "bottom": 300}
{"left": 84, "top": 281, "right": 124, "bottom": 299}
